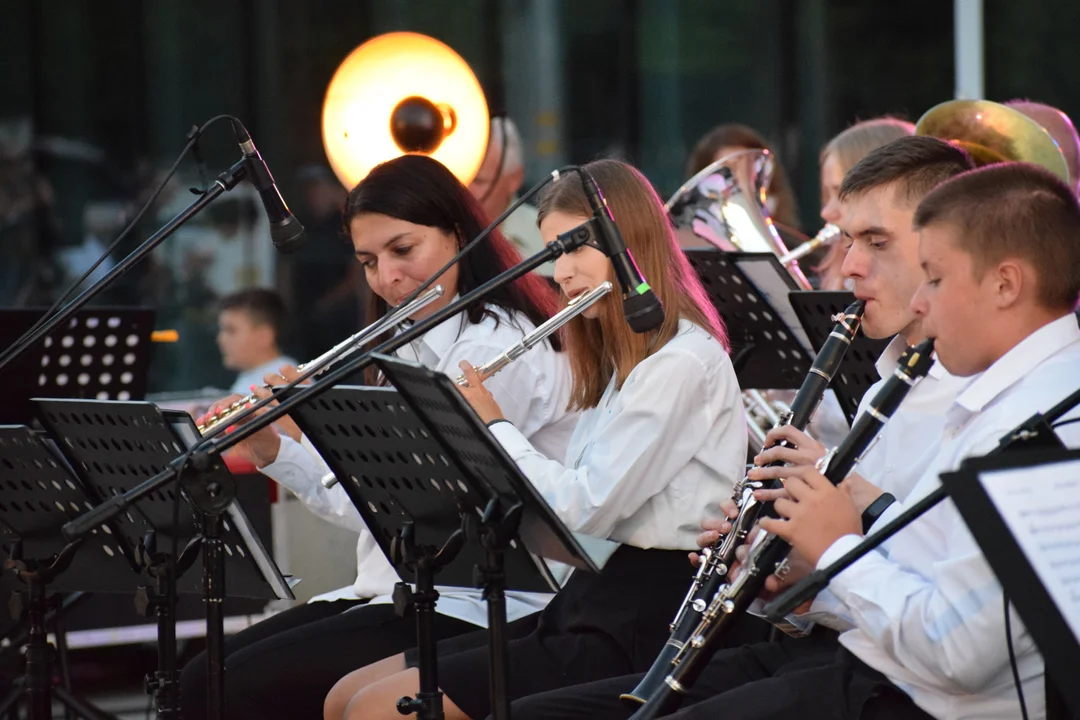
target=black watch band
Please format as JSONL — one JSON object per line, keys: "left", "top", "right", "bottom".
{"left": 861, "top": 492, "right": 896, "bottom": 534}
{"left": 486, "top": 418, "right": 512, "bottom": 429}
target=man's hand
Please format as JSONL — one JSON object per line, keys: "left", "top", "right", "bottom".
{"left": 752, "top": 425, "right": 826, "bottom": 470}
{"left": 757, "top": 465, "right": 862, "bottom": 566}
{"left": 689, "top": 499, "right": 739, "bottom": 566}
{"left": 455, "top": 362, "right": 505, "bottom": 425}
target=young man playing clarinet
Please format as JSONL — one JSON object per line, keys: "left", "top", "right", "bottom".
{"left": 500, "top": 136, "right": 979, "bottom": 719}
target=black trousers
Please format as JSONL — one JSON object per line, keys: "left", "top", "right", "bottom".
{"left": 500, "top": 631, "right": 933, "bottom": 720}
{"left": 178, "top": 599, "right": 476, "bottom": 720}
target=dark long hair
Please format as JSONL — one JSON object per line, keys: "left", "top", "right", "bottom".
{"left": 343, "top": 154, "right": 561, "bottom": 355}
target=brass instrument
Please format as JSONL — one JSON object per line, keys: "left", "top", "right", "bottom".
{"left": 664, "top": 148, "right": 815, "bottom": 451}
{"left": 321, "top": 282, "right": 612, "bottom": 490}
{"left": 665, "top": 148, "right": 812, "bottom": 290}
{"left": 197, "top": 285, "right": 446, "bottom": 435}
{"left": 779, "top": 223, "right": 842, "bottom": 267}
{"left": 455, "top": 282, "right": 612, "bottom": 386}
{"left": 628, "top": 338, "right": 936, "bottom": 720}
{"left": 915, "top": 99, "right": 1071, "bottom": 182}
{"left": 624, "top": 300, "right": 865, "bottom": 706}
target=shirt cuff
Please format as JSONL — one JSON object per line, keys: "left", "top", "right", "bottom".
{"left": 815, "top": 533, "right": 865, "bottom": 571}
{"left": 488, "top": 420, "right": 535, "bottom": 460}
{"left": 260, "top": 434, "right": 325, "bottom": 495}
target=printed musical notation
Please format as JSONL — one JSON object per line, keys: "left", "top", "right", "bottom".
{"left": 981, "top": 462, "right": 1080, "bottom": 640}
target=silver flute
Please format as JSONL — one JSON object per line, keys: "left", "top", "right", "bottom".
{"left": 198, "top": 285, "right": 445, "bottom": 435}
{"left": 454, "top": 281, "right": 613, "bottom": 386}
{"left": 320, "top": 282, "right": 612, "bottom": 489}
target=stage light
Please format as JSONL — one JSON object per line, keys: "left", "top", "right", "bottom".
{"left": 322, "top": 32, "right": 490, "bottom": 189}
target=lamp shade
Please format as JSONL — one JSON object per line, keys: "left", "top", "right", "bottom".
{"left": 322, "top": 32, "right": 490, "bottom": 189}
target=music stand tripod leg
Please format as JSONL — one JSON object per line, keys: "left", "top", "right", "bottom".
{"left": 392, "top": 522, "right": 466, "bottom": 720}
{"left": 475, "top": 499, "right": 523, "bottom": 720}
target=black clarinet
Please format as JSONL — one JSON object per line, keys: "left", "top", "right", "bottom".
{"left": 629, "top": 338, "right": 936, "bottom": 720}
{"left": 622, "top": 300, "right": 866, "bottom": 705}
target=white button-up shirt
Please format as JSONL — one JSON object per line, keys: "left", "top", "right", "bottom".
{"left": 260, "top": 304, "right": 578, "bottom": 626}
{"left": 817, "top": 313, "right": 1080, "bottom": 720}
{"left": 490, "top": 320, "right": 747, "bottom": 550}
{"left": 787, "top": 336, "right": 970, "bottom": 629}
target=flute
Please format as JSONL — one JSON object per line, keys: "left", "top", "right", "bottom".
{"left": 197, "top": 285, "right": 445, "bottom": 435}
{"left": 454, "top": 281, "right": 613, "bottom": 386}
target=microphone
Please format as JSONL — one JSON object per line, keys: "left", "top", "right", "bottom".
{"left": 232, "top": 121, "right": 306, "bottom": 254}
{"left": 577, "top": 170, "right": 665, "bottom": 333}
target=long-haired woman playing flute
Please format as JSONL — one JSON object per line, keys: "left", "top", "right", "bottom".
{"left": 179, "top": 155, "right": 578, "bottom": 720}
{"left": 326, "top": 158, "right": 770, "bottom": 720}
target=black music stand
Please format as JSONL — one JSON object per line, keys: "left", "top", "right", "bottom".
{"left": 281, "top": 370, "right": 604, "bottom": 720}
{"left": 789, "top": 291, "right": 891, "bottom": 423}
{"left": 33, "top": 399, "right": 293, "bottom": 720}
{"left": 0, "top": 307, "right": 155, "bottom": 425}
{"left": 685, "top": 250, "right": 811, "bottom": 390}
{"left": 941, "top": 448, "right": 1080, "bottom": 720}
{"left": 0, "top": 425, "right": 128, "bottom": 720}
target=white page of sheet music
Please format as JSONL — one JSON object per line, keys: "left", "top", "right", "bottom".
{"left": 733, "top": 258, "right": 815, "bottom": 356}
{"left": 980, "top": 460, "right": 1080, "bottom": 640}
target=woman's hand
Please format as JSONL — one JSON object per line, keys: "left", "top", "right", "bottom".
{"left": 197, "top": 393, "right": 282, "bottom": 468}
{"left": 259, "top": 364, "right": 307, "bottom": 443}
{"left": 455, "top": 361, "right": 505, "bottom": 425}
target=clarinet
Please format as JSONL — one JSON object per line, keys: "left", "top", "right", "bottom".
{"left": 622, "top": 300, "right": 866, "bottom": 705}
{"left": 629, "top": 338, "right": 936, "bottom": 720}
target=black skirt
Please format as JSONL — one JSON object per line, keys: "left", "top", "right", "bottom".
{"left": 429, "top": 544, "right": 772, "bottom": 720}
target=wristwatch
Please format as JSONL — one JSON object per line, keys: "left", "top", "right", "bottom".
{"left": 860, "top": 492, "right": 896, "bottom": 534}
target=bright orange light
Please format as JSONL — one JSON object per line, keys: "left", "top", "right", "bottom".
{"left": 322, "top": 32, "right": 490, "bottom": 189}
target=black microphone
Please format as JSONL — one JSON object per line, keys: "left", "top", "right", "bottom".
{"left": 578, "top": 170, "right": 665, "bottom": 333}
{"left": 232, "top": 121, "right": 306, "bottom": 254}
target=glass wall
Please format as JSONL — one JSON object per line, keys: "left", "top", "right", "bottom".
{"left": 0, "top": 0, "right": 1068, "bottom": 394}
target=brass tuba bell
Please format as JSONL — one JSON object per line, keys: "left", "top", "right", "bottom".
{"left": 664, "top": 148, "right": 812, "bottom": 290}
{"left": 915, "top": 99, "right": 1071, "bottom": 183}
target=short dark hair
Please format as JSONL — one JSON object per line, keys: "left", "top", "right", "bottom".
{"left": 913, "top": 162, "right": 1080, "bottom": 312}
{"left": 218, "top": 288, "right": 287, "bottom": 343}
{"left": 839, "top": 136, "right": 975, "bottom": 206}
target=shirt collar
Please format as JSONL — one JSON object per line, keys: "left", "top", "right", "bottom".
{"left": 395, "top": 295, "right": 467, "bottom": 364}
{"left": 874, "top": 335, "right": 948, "bottom": 381}
{"left": 953, "top": 313, "right": 1080, "bottom": 414}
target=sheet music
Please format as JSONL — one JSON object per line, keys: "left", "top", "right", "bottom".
{"left": 732, "top": 257, "right": 814, "bottom": 355}
{"left": 980, "top": 461, "right": 1080, "bottom": 639}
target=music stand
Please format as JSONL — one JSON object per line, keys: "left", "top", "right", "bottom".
{"left": 0, "top": 425, "right": 127, "bottom": 720}
{"left": 941, "top": 448, "right": 1080, "bottom": 719}
{"left": 32, "top": 398, "right": 292, "bottom": 719}
{"left": 0, "top": 307, "right": 155, "bottom": 425}
{"left": 685, "top": 250, "right": 811, "bottom": 390}
{"left": 281, "top": 368, "right": 604, "bottom": 720}
{"left": 788, "top": 290, "right": 891, "bottom": 423}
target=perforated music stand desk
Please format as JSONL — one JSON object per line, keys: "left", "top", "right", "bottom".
{"left": 685, "top": 250, "right": 812, "bottom": 390}
{"left": 789, "top": 291, "right": 891, "bottom": 423}
{"left": 0, "top": 307, "right": 155, "bottom": 425}
{"left": 33, "top": 398, "right": 292, "bottom": 602}
{"left": 941, "top": 448, "right": 1080, "bottom": 718}
{"left": 281, "top": 384, "right": 603, "bottom": 591}
{"left": 0, "top": 424, "right": 134, "bottom": 719}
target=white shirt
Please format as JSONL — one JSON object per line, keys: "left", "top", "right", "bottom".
{"left": 817, "top": 313, "right": 1080, "bottom": 720}
{"left": 260, "top": 305, "right": 578, "bottom": 626}
{"left": 231, "top": 355, "right": 298, "bottom": 394}
{"left": 490, "top": 320, "right": 747, "bottom": 550}
{"left": 786, "top": 336, "right": 970, "bottom": 630}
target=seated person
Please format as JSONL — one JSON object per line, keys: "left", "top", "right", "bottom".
{"left": 216, "top": 287, "right": 296, "bottom": 394}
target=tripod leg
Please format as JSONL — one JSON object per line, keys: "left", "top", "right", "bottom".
{"left": 51, "top": 685, "right": 119, "bottom": 720}
{"left": 203, "top": 512, "right": 227, "bottom": 720}
{"left": 53, "top": 596, "right": 77, "bottom": 720}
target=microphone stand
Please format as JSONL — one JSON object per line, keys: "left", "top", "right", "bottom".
{"left": 61, "top": 227, "right": 595, "bottom": 720}
{"left": 763, "top": 384, "right": 1079, "bottom": 620}
{"left": 0, "top": 159, "right": 248, "bottom": 372}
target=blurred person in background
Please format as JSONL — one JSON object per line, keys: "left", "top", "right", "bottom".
{"left": 216, "top": 287, "right": 296, "bottom": 394}
{"left": 814, "top": 117, "right": 915, "bottom": 289}
{"left": 281, "top": 165, "right": 366, "bottom": 361}
{"left": 468, "top": 116, "right": 553, "bottom": 276}
{"left": 684, "top": 122, "right": 801, "bottom": 231}
{"left": 1006, "top": 99, "right": 1080, "bottom": 197}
